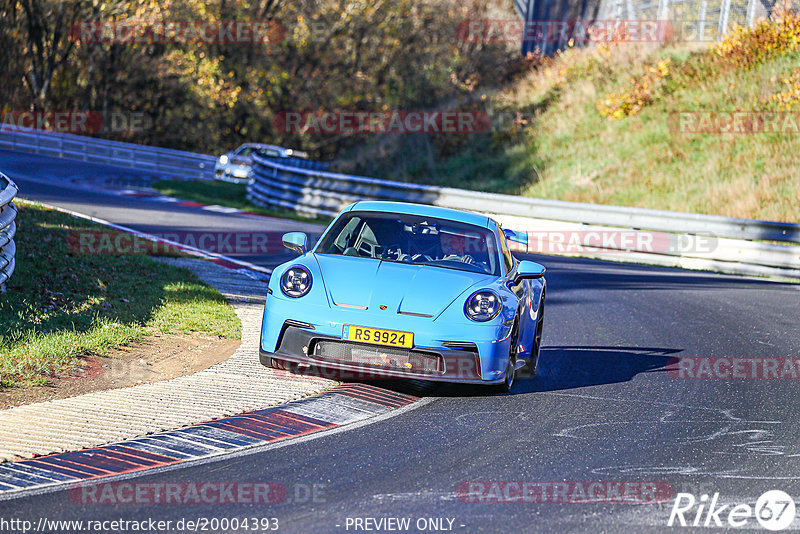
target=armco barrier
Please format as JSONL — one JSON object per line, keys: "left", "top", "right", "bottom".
{"left": 260, "top": 155, "right": 330, "bottom": 172}
{"left": 0, "top": 172, "right": 18, "bottom": 290}
{"left": 1, "top": 125, "right": 796, "bottom": 279}
{"left": 0, "top": 125, "right": 215, "bottom": 180}
{"left": 248, "top": 154, "right": 800, "bottom": 280}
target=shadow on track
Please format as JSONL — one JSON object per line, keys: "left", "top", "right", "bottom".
{"left": 349, "top": 346, "right": 681, "bottom": 398}
{"left": 516, "top": 345, "right": 681, "bottom": 393}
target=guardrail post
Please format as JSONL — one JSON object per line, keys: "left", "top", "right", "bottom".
{"left": 657, "top": 0, "right": 669, "bottom": 22}
{"left": 698, "top": 0, "right": 708, "bottom": 42}
{"left": 745, "top": 0, "right": 756, "bottom": 28}
{"left": 718, "top": 0, "right": 731, "bottom": 39}
{"left": 0, "top": 173, "right": 18, "bottom": 291}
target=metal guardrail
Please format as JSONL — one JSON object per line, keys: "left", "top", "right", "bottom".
{"left": 0, "top": 125, "right": 215, "bottom": 180}
{"left": 248, "top": 154, "right": 800, "bottom": 279}
{"left": 0, "top": 173, "right": 18, "bottom": 290}
{"left": 1, "top": 126, "right": 795, "bottom": 279}
{"left": 260, "top": 156, "right": 330, "bottom": 172}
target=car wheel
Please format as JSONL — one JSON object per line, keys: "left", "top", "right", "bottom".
{"left": 528, "top": 299, "right": 545, "bottom": 375}
{"left": 260, "top": 352, "right": 274, "bottom": 368}
{"left": 491, "top": 320, "right": 519, "bottom": 394}
{"left": 269, "top": 358, "right": 305, "bottom": 375}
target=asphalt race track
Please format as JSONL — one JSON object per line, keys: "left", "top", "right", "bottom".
{"left": 0, "top": 149, "right": 321, "bottom": 271}
{"left": 2, "top": 150, "right": 800, "bottom": 532}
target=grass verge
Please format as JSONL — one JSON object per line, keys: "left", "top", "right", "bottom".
{"left": 337, "top": 14, "right": 800, "bottom": 223}
{"left": 0, "top": 201, "right": 241, "bottom": 389}
{"left": 152, "top": 179, "right": 331, "bottom": 225}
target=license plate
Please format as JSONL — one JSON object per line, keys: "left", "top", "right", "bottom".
{"left": 342, "top": 325, "right": 413, "bottom": 348}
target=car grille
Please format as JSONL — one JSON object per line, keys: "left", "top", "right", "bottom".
{"left": 312, "top": 341, "right": 442, "bottom": 374}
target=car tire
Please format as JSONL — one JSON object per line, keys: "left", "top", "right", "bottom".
{"left": 267, "top": 358, "right": 305, "bottom": 376}
{"left": 527, "top": 298, "right": 545, "bottom": 376}
{"left": 490, "top": 320, "right": 519, "bottom": 394}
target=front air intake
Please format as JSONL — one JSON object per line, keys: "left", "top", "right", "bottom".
{"left": 312, "top": 341, "right": 442, "bottom": 374}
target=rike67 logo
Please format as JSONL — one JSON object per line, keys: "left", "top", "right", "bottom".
{"left": 668, "top": 490, "right": 796, "bottom": 531}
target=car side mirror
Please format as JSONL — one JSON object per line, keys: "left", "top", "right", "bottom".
{"left": 503, "top": 228, "right": 528, "bottom": 247}
{"left": 514, "top": 260, "right": 545, "bottom": 283}
{"left": 282, "top": 232, "right": 308, "bottom": 255}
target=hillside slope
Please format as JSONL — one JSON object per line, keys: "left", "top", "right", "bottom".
{"left": 338, "top": 14, "right": 800, "bottom": 222}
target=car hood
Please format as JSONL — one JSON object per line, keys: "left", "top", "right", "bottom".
{"left": 313, "top": 254, "right": 493, "bottom": 318}
{"left": 228, "top": 155, "right": 252, "bottom": 165}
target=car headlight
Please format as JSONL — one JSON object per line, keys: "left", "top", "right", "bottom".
{"left": 280, "top": 266, "right": 312, "bottom": 298}
{"left": 464, "top": 290, "right": 501, "bottom": 322}
{"left": 218, "top": 155, "right": 228, "bottom": 165}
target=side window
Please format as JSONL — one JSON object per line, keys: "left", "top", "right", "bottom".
{"left": 498, "top": 229, "right": 514, "bottom": 274}
{"left": 333, "top": 217, "right": 362, "bottom": 251}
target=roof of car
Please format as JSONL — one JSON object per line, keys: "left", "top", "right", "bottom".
{"left": 237, "top": 143, "right": 285, "bottom": 151}
{"left": 347, "top": 201, "right": 491, "bottom": 228}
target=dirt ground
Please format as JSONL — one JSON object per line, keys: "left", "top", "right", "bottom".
{"left": 0, "top": 333, "right": 240, "bottom": 410}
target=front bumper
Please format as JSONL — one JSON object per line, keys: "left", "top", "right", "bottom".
{"left": 214, "top": 163, "right": 251, "bottom": 183}
{"left": 260, "top": 323, "right": 509, "bottom": 385}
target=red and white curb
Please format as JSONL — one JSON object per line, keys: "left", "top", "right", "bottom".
{"left": 0, "top": 384, "right": 420, "bottom": 499}
{"left": 0, "top": 202, "right": 425, "bottom": 496}
{"left": 114, "top": 189, "right": 286, "bottom": 221}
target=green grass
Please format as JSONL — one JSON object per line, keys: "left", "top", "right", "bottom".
{"left": 152, "top": 179, "right": 331, "bottom": 225}
{"left": 513, "top": 46, "right": 800, "bottom": 222}
{"left": 336, "top": 20, "right": 800, "bottom": 223}
{"left": 0, "top": 201, "right": 241, "bottom": 388}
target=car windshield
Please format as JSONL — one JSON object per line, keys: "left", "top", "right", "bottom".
{"left": 316, "top": 211, "right": 500, "bottom": 276}
{"left": 256, "top": 148, "right": 281, "bottom": 157}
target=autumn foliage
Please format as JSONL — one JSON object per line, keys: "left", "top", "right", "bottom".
{"left": 0, "top": 0, "right": 528, "bottom": 157}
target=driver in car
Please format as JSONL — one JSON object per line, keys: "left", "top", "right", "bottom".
{"left": 440, "top": 231, "right": 477, "bottom": 265}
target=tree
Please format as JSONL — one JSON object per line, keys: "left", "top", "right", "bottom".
{"left": 13, "top": 0, "right": 83, "bottom": 110}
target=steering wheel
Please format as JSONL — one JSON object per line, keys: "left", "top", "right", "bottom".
{"left": 441, "top": 253, "right": 476, "bottom": 264}
{"left": 383, "top": 242, "right": 406, "bottom": 261}
{"left": 408, "top": 240, "right": 437, "bottom": 262}
{"left": 411, "top": 253, "right": 434, "bottom": 262}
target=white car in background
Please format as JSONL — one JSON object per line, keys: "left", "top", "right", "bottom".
{"left": 215, "top": 143, "right": 308, "bottom": 184}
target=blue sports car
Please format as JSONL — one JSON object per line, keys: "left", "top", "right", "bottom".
{"left": 259, "top": 201, "right": 546, "bottom": 392}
